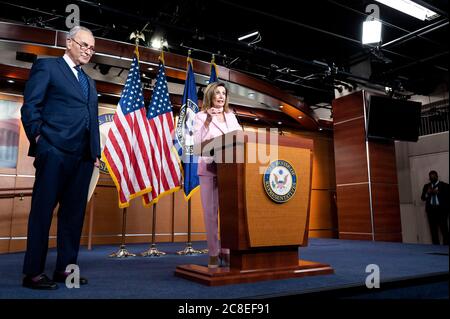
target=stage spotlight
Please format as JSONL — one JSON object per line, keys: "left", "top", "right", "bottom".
{"left": 362, "top": 20, "right": 382, "bottom": 44}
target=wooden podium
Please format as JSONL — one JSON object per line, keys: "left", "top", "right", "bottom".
{"left": 175, "top": 131, "right": 334, "bottom": 286}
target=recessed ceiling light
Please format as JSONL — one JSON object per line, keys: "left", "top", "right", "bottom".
{"left": 319, "top": 128, "right": 323, "bottom": 131}
{"left": 248, "top": 92, "right": 255, "bottom": 98}
{"left": 279, "top": 105, "right": 284, "bottom": 109}
{"left": 147, "top": 67, "right": 154, "bottom": 71}
{"left": 7, "top": 79, "right": 15, "bottom": 83}
{"left": 278, "top": 121, "right": 282, "bottom": 125}
{"left": 254, "top": 118, "right": 259, "bottom": 121}
{"left": 97, "top": 93, "right": 102, "bottom": 97}
{"left": 298, "top": 115, "right": 303, "bottom": 119}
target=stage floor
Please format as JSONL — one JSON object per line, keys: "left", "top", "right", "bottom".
{"left": 0, "top": 238, "right": 448, "bottom": 299}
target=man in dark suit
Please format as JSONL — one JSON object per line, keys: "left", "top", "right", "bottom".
{"left": 21, "top": 26, "right": 101, "bottom": 289}
{"left": 421, "top": 170, "right": 449, "bottom": 245}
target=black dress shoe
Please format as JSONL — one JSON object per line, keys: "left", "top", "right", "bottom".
{"left": 23, "top": 274, "right": 58, "bottom": 290}
{"left": 53, "top": 271, "right": 88, "bottom": 285}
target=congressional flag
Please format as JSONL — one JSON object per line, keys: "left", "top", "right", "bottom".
{"left": 175, "top": 57, "right": 200, "bottom": 200}
{"left": 143, "top": 54, "right": 181, "bottom": 206}
{"left": 209, "top": 55, "right": 218, "bottom": 83}
{"left": 102, "top": 52, "right": 153, "bottom": 208}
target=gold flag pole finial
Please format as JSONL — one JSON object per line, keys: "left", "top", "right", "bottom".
{"left": 211, "top": 54, "right": 215, "bottom": 63}
{"left": 159, "top": 50, "right": 165, "bottom": 64}
{"left": 130, "top": 30, "right": 145, "bottom": 59}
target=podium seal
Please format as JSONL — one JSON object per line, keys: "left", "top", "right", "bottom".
{"left": 263, "top": 160, "right": 297, "bottom": 203}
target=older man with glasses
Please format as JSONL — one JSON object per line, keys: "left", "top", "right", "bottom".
{"left": 21, "top": 26, "right": 101, "bottom": 289}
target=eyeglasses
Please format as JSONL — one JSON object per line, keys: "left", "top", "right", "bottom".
{"left": 70, "top": 38, "right": 96, "bottom": 55}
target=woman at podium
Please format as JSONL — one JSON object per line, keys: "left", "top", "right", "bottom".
{"left": 193, "top": 82, "right": 242, "bottom": 268}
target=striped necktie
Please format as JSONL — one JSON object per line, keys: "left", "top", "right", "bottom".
{"left": 74, "top": 65, "right": 90, "bottom": 130}
{"left": 74, "top": 65, "right": 89, "bottom": 100}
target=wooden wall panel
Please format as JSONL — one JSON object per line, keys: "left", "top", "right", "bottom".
{"left": 336, "top": 184, "right": 372, "bottom": 234}
{"left": 339, "top": 233, "right": 373, "bottom": 240}
{"left": 309, "top": 190, "right": 336, "bottom": 231}
{"left": 371, "top": 183, "right": 402, "bottom": 234}
{"left": 310, "top": 136, "right": 336, "bottom": 190}
{"left": 173, "top": 190, "right": 206, "bottom": 243}
{"left": 0, "top": 197, "right": 13, "bottom": 254}
{"left": 334, "top": 118, "right": 368, "bottom": 184}
{"left": 332, "top": 90, "right": 364, "bottom": 122}
{"left": 369, "top": 141, "right": 398, "bottom": 184}
{"left": 333, "top": 91, "right": 402, "bottom": 242}
{"left": 0, "top": 22, "right": 55, "bottom": 45}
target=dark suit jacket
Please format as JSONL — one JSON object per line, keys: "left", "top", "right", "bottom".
{"left": 21, "top": 57, "right": 101, "bottom": 160}
{"left": 421, "top": 180, "right": 450, "bottom": 212}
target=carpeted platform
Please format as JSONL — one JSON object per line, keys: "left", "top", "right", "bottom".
{"left": 0, "top": 238, "right": 448, "bottom": 299}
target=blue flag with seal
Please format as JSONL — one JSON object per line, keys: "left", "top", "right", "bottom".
{"left": 175, "top": 56, "right": 200, "bottom": 200}
{"left": 209, "top": 55, "right": 218, "bottom": 83}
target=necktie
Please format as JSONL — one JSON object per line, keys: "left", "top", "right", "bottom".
{"left": 74, "top": 65, "right": 90, "bottom": 100}
{"left": 74, "top": 65, "right": 90, "bottom": 130}
{"left": 431, "top": 182, "right": 438, "bottom": 206}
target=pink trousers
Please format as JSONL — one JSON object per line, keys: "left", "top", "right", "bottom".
{"left": 199, "top": 175, "right": 220, "bottom": 257}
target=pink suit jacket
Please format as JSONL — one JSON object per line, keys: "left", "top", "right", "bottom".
{"left": 193, "top": 110, "right": 242, "bottom": 176}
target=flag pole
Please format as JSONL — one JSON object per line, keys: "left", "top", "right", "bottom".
{"left": 109, "top": 207, "right": 136, "bottom": 257}
{"left": 141, "top": 203, "right": 166, "bottom": 256}
{"left": 177, "top": 198, "right": 204, "bottom": 255}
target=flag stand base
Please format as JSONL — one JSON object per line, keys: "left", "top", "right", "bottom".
{"left": 177, "top": 242, "right": 205, "bottom": 255}
{"left": 140, "top": 243, "right": 166, "bottom": 257}
{"left": 109, "top": 245, "right": 136, "bottom": 258}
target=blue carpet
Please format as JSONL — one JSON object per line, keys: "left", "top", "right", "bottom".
{"left": 0, "top": 238, "right": 448, "bottom": 299}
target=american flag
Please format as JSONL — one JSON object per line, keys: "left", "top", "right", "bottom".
{"left": 102, "top": 54, "right": 153, "bottom": 208}
{"left": 142, "top": 56, "right": 181, "bottom": 206}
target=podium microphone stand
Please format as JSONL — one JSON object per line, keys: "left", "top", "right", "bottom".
{"left": 141, "top": 203, "right": 166, "bottom": 257}
{"left": 177, "top": 199, "right": 205, "bottom": 255}
{"left": 109, "top": 208, "right": 136, "bottom": 258}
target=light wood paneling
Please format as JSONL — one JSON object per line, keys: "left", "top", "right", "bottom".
{"left": 334, "top": 118, "right": 368, "bottom": 184}
{"left": 245, "top": 145, "right": 311, "bottom": 247}
{"left": 309, "top": 190, "right": 337, "bottom": 231}
{"left": 332, "top": 90, "right": 364, "bottom": 122}
{"left": 369, "top": 141, "right": 398, "bottom": 184}
{"left": 371, "top": 183, "right": 402, "bottom": 234}
{"left": 336, "top": 184, "right": 372, "bottom": 233}
{"left": 0, "top": 197, "right": 13, "bottom": 254}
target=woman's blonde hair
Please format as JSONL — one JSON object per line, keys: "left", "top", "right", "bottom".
{"left": 202, "top": 82, "right": 230, "bottom": 128}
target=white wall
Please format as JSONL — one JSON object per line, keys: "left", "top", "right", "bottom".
{"left": 395, "top": 132, "right": 449, "bottom": 244}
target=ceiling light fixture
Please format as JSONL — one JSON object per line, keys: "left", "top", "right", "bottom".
{"left": 238, "top": 31, "right": 259, "bottom": 41}
{"left": 362, "top": 20, "right": 382, "bottom": 44}
{"left": 238, "top": 31, "right": 262, "bottom": 45}
{"left": 375, "top": 0, "right": 439, "bottom": 20}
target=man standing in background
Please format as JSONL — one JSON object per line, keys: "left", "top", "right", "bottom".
{"left": 421, "top": 170, "right": 449, "bottom": 245}
{"left": 21, "top": 26, "right": 100, "bottom": 289}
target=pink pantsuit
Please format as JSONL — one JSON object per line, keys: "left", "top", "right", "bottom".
{"left": 193, "top": 111, "right": 242, "bottom": 256}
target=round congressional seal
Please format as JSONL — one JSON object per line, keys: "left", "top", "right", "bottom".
{"left": 175, "top": 100, "right": 198, "bottom": 157}
{"left": 262, "top": 160, "right": 297, "bottom": 203}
